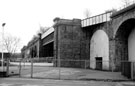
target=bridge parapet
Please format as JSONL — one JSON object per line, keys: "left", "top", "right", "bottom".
{"left": 41, "top": 27, "right": 54, "bottom": 39}
{"left": 82, "top": 12, "right": 112, "bottom": 27}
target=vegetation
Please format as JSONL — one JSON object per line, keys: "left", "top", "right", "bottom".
{"left": 3, "top": 35, "right": 20, "bottom": 60}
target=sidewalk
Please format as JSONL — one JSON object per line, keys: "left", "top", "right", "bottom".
{"left": 19, "top": 67, "right": 129, "bottom": 81}
{"left": 4, "top": 62, "right": 132, "bottom": 81}
{"left": 0, "top": 77, "right": 135, "bottom": 86}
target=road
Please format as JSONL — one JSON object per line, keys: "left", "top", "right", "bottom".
{"left": 0, "top": 78, "right": 135, "bottom": 86}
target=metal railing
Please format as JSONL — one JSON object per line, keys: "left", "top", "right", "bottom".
{"left": 117, "top": 0, "right": 135, "bottom": 12}
{"left": 81, "top": 12, "right": 112, "bottom": 27}
{"left": 81, "top": 1, "right": 135, "bottom": 28}
{"left": 5, "top": 58, "right": 134, "bottom": 81}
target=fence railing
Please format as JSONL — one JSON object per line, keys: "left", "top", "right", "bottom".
{"left": 2, "top": 58, "right": 135, "bottom": 81}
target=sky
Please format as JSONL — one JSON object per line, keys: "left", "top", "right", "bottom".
{"left": 0, "top": 0, "right": 131, "bottom": 52}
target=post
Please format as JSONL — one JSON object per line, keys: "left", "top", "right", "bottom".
{"left": 19, "top": 60, "right": 21, "bottom": 77}
{"left": 1, "top": 51, "right": 4, "bottom": 71}
{"left": 85, "top": 60, "right": 86, "bottom": 69}
{"left": 31, "top": 58, "right": 33, "bottom": 78}
{"left": 111, "top": 60, "right": 114, "bottom": 72}
{"left": 6, "top": 59, "right": 9, "bottom": 76}
{"left": 58, "top": 58, "right": 61, "bottom": 80}
{"left": 131, "top": 62, "right": 133, "bottom": 80}
{"left": 1, "top": 23, "right": 6, "bottom": 72}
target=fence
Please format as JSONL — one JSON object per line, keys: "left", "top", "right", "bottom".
{"left": 2, "top": 58, "right": 135, "bottom": 81}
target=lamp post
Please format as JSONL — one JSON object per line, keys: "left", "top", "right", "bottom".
{"left": 1, "top": 23, "right": 6, "bottom": 72}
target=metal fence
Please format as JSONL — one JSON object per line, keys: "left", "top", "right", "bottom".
{"left": 2, "top": 58, "right": 135, "bottom": 81}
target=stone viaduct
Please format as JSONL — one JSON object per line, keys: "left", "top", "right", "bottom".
{"left": 52, "top": 4, "right": 135, "bottom": 78}
{"left": 22, "top": 4, "right": 135, "bottom": 79}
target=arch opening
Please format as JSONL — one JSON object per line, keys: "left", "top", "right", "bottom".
{"left": 115, "top": 19, "right": 135, "bottom": 67}
{"left": 115, "top": 19, "right": 135, "bottom": 78}
{"left": 90, "top": 30, "right": 109, "bottom": 70}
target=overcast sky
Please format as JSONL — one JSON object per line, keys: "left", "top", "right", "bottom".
{"left": 0, "top": 0, "right": 132, "bottom": 52}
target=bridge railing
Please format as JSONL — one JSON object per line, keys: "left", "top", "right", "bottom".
{"left": 117, "top": 1, "right": 135, "bottom": 12}
{"left": 81, "top": 11, "right": 112, "bottom": 27}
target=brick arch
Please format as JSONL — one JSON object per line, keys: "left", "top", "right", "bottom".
{"left": 89, "top": 25, "right": 110, "bottom": 40}
{"left": 114, "top": 18, "right": 135, "bottom": 71}
{"left": 113, "top": 16, "right": 135, "bottom": 38}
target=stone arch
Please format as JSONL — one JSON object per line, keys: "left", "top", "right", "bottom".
{"left": 90, "top": 30, "right": 109, "bottom": 70}
{"left": 114, "top": 18, "right": 135, "bottom": 71}
{"left": 113, "top": 16, "right": 135, "bottom": 38}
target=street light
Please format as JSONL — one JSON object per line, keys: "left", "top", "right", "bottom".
{"left": 1, "top": 23, "right": 6, "bottom": 72}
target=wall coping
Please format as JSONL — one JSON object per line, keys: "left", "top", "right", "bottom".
{"left": 53, "top": 18, "right": 81, "bottom": 27}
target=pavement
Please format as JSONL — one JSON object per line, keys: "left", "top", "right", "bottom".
{"left": 18, "top": 67, "right": 129, "bottom": 81}
{"left": 0, "top": 62, "right": 135, "bottom": 86}
{"left": 0, "top": 62, "right": 131, "bottom": 81}
{"left": 0, "top": 77, "right": 135, "bottom": 86}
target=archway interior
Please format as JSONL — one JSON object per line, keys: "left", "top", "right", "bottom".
{"left": 42, "top": 42, "right": 54, "bottom": 57}
{"left": 115, "top": 19, "right": 135, "bottom": 71}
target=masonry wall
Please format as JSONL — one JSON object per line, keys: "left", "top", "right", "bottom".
{"left": 53, "top": 18, "right": 116, "bottom": 70}
{"left": 53, "top": 18, "right": 88, "bottom": 68}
